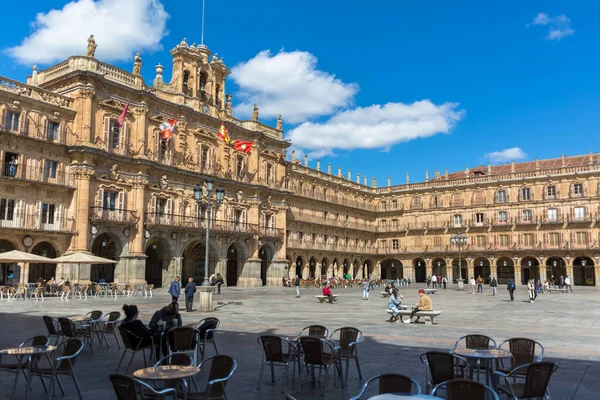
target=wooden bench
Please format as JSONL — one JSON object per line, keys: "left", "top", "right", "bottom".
{"left": 386, "top": 309, "right": 442, "bottom": 324}
{"left": 424, "top": 289, "right": 438, "bottom": 295}
{"left": 315, "top": 294, "right": 338, "bottom": 303}
{"left": 548, "top": 288, "right": 568, "bottom": 294}
{"left": 381, "top": 291, "right": 391, "bottom": 298}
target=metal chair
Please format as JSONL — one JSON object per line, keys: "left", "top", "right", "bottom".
{"left": 167, "top": 326, "right": 200, "bottom": 365}
{"left": 419, "top": 351, "right": 469, "bottom": 394}
{"left": 297, "top": 325, "right": 329, "bottom": 338}
{"left": 144, "top": 284, "right": 154, "bottom": 297}
{"left": 116, "top": 326, "right": 156, "bottom": 372}
{"left": 350, "top": 373, "right": 421, "bottom": 400}
{"left": 31, "top": 338, "right": 85, "bottom": 399}
{"left": 494, "top": 362, "right": 558, "bottom": 399}
{"left": 1, "top": 335, "right": 50, "bottom": 399}
{"left": 498, "top": 338, "right": 544, "bottom": 379}
{"left": 187, "top": 355, "right": 237, "bottom": 400}
{"left": 154, "top": 353, "right": 197, "bottom": 393}
{"left": 58, "top": 317, "right": 94, "bottom": 354}
{"left": 43, "top": 316, "right": 63, "bottom": 344}
{"left": 256, "top": 335, "right": 297, "bottom": 392}
{"left": 432, "top": 379, "right": 499, "bottom": 400}
{"left": 453, "top": 334, "right": 497, "bottom": 350}
{"left": 109, "top": 373, "right": 177, "bottom": 400}
{"left": 101, "top": 311, "right": 122, "bottom": 349}
{"left": 298, "top": 336, "right": 344, "bottom": 396}
{"left": 194, "top": 318, "right": 220, "bottom": 360}
{"left": 329, "top": 327, "right": 363, "bottom": 385}
{"left": 85, "top": 310, "right": 105, "bottom": 345}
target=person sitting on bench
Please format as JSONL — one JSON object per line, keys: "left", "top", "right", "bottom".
{"left": 322, "top": 282, "right": 334, "bottom": 302}
{"left": 403, "top": 289, "right": 432, "bottom": 324}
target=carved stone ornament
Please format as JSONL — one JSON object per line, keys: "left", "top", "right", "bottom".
{"left": 109, "top": 164, "right": 120, "bottom": 181}
{"left": 236, "top": 190, "right": 245, "bottom": 203}
{"left": 159, "top": 175, "right": 169, "bottom": 190}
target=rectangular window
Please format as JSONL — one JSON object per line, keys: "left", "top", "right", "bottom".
{"left": 549, "top": 233, "right": 559, "bottom": 246}
{"left": 200, "top": 146, "right": 209, "bottom": 170}
{"left": 522, "top": 210, "right": 532, "bottom": 222}
{"left": 236, "top": 156, "right": 244, "bottom": 178}
{"left": 380, "top": 219, "right": 387, "bottom": 229}
{"left": 44, "top": 160, "right": 58, "bottom": 179}
{"left": 109, "top": 120, "right": 120, "bottom": 150}
{"left": 312, "top": 233, "right": 316, "bottom": 243}
{"left": 0, "top": 198, "right": 15, "bottom": 220}
{"left": 574, "top": 183, "right": 583, "bottom": 195}
{"left": 521, "top": 188, "right": 531, "bottom": 201}
{"left": 266, "top": 163, "right": 273, "bottom": 184}
{"left": 5, "top": 112, "right": 19, "bottom": 131}
{"left": 324, "top": 234, "right": 328, "bottom": 244}
{"left": 380, "top": 239, "right": 387, "bottom": 250}
{"left": 453, "top": 214, "right": 463, "bottom": 226}
{"left": 574, "top": 206, "right": 585, "bottom": 220}
{"left": 546, "top": 185, "right": 556, "bottom": 198}
{"left": 476, "top": 235, "right": 486, "bottom": 247}
{"left": 156, "top": 198, "right": 167, "bottom": 216}
{"left": 523, "top": 233, "right": 533, "bottom": 246}
{"left": 498, "top": 211, "right": 508, "bottom": 223}
{"left": 499, "top": 235, "right": 509, "bottom": 246}
{"left": 159, "top": 138, "right": 169, "bottom": 162}
{"left": 298, "top": 232, "right": 304, "bottom": 241}
{"left": 496, "top": 190, "right": 507, "bottom": 203}
{"left": 433, "top": 236, "right": 442, "bottom": 247}
{"left": 433, "top": 195, "right": 440, "bottom": 208}
{"left": 391, "top": 219, "right": 398, "bottom": 230}
{"left": 475, "top": 213, "right": 484, "bottom": 223}
{"left": 381, "top": 201, "right": 387, "bottom": 211}
{"left": 392, "top": 239, "right": 399, "bottom": 250}
{"left": 103, "top": 191, "right": 118, "bottom": 211}
{"left": 391, "top": 200, "right": 398, "bottom": 209}
{"left": 41, "top": 203, "right": 55, "bottom": 224}
{"left": 547, "top": 208, "right": 557, "bottom": 222}
{"left": 46, "top": 121, "right": 59, "bottom": 141}
{"left": 576, "top": 232, "right": 587, "bottom": 245}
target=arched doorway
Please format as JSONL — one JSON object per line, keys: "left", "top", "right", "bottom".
{"left": 520, "top": 256, "right": 540, "bottom": 285}
{"left": 451, "top": 258, "right": 467, "bottom": 282}
{"left": 573, "top": 256, "right": 595, "bottom": 286}
{"left": 546, "top": 257, "right": 566, "bottom": 282}
{"left": 352, "top": 259, "right": 360, "bottom": 279}
{"left": 182, "top": 241, "right": 216, "bottom": 286}
{"left": 381, "top": 259, "right": 401, "bottom": 280}
{"left": 30, "top": 242, "right": 57, "bottom": 283}
{"left": 342, "top": 259, "right": 350, "bottom": 277}
{"left": 91, "top": 234, "right": 119, "bottom": 282}
{"left": 331, "top": 258, "right": 339, "bottom": 277}
{"left": 259, "top": 246, "right": 273, "bottom": 286}
{"left": 226, "top": 245, "right": 239, "bottom": 287}
{"left": 496, "top": 257, "right": 515, "bottom": 284}
{"left": 309, "top": 257, "right": 317, "bottom": 279}
{"left": 295, "top": 256, "right": 303, "bottom": 278}
{"left": 286, "top": 255, "right": 293, "bottom": 278}
{"left": 413, "top": 258, "right": 426, "bottom": 283}
{"left": 432, "top": 258, "right": 446, "bottom": 278}
{"left": 0, "top": 239, "right": 17, "bottom": 285}
{"left": 321, "top": 257, "right": 330, "bottom": 278}
{"left": 145, "top": 240, "right": 166, "bottom": 287}
{"left": 473, "top": 257, "right": 491, "bottom": 282}
{"left": 363, "top": 260, "right": 372, "bottom": 279}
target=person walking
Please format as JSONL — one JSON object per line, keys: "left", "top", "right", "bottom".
{"left": 431, "top": 274, "right": 438, "bottom": 289}
{"left": 362, "top": 277, "right": 371, "bottom": 300}
{"left": 490, "top": 276, "right": 498, "bottom": 296}
{"left": 527, "top": 279, "right": 537, "bottom": 303}
{"left": 168, "top": 276, "right": 181, "bottom": 303}
{"left": 565, "top": 275, "right": 573, "bottom": 292}
{"left": 469, "top": 277, "right": 476, "bottom": 294}
{"left": 184, "top": 277, "right": 197, "bottom": 312}
{"left": 507, "top": 279, "right": 516, "bottom": 301}
{"left": 294, "top": 275, "right": 301, "bottom": 298}
{"left": 476, "top": 275, "right": 484, "bottom": 293}
{"left": 442, "top": 276, "right": 448, "bottom": 289}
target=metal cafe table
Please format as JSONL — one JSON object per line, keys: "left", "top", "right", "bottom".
{"left": 0, "top": 345, "right": 57, "bottom": 400}
{"left": 452, "top": 348, "right": 512, "bottom": 386}
{"left": 134, "top": 365, "right": 200, "bottom": 400}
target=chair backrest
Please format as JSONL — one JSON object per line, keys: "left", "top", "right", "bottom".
{"left": 196, "top": 318, "right": 219, "bottom": 340}
{"left": 87, "top": 310, "right": 103, "bottom": 321}
{"left": 204, "top": 355, "right": 236, "bottom": 397}
{"left": 58, "top": 318, "right": 76, "bottom": 338}
{"left": 378, "top": 373, "right": 420, "bottom": 395}
{"left": 167, "top": 327, "right": 198, "bottom": 352}
{"left": 462, "top": 334, "right": 495, "bottom": 350}
{"left": 426, "top": 351, "right": 457, "bottom": 384}
{"left": 440, "top": 379, "right": 497, "bottom": 400}
{"left": 154, "top": 354, "right": 193, "bottom": 367}
{"left": 21, "top": 335, "right": 50, "bottom": 347}
{"left": 332, "top": 327, "right": 361, "bottom": 351}
{"left": 109, "top": 373, "right": 137, "bottom": 400}
{"left": 56, "top": 339, "right": 85, "bottom": 371}
{"left": 258, "top": 335, "right": 285, "bottom": 363}
{"left": 523, "top": 362, "right": 558, "bottom": 398}
{"left": 117, "top": 326, "right": 135, "bottom": 350}
{"left": 298, "top": 336, "right": 325, "bottom": 365}
{"left": 43, "top": 316, "right": 59, "bottom": 335}
{"left": 501, "top": 338, "right": 539, "bottom": 368}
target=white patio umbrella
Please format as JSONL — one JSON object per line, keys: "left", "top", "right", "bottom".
{"left": 52, "top": 252, "right": 117, "bottom": 284}
{"left": 0, "top": 250, "right": 58, "bottom": 284}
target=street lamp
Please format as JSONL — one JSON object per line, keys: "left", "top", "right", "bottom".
{"left": 582, "top": 259, "right": 586, "bottom": 266}
{"left": 450, "top": 232, "right": 468, "bottom": 290}
{"left": 194, "top": 178, "right": 225, "bottom": 286}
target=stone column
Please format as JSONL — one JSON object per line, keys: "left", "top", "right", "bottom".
{"left": 404, "top": 266, "right": 415, "bottom": 283}
{"left": 69, "top": 164, "right": 95, "bottom": 252}
{"left": 268, "top": 259, "right": 288, "bottom": 286}
{"left": 514, "top": 265, "right": 522, "bottom": 285}
{"left": 539, "top": 265, "right": 546, "bottom": 282}
{"left": 467, "top": 266, "right": 474, "bottom": 281}
{"left": 595, "top": 266, "right": 600, "bottom": 288}
{"left": 75, "top": 88, "right": 96, "bottom": 144}
{"left": 490, "top": 260, "right": 497, "bottom": 280}
{"left": 238, "top": 258, "right": 262, "bottom": 287}
{"left": 123, "top": 175, "right": 149, "bottom": 285}
{"left": 445, "top": 266, "right": 453, "bottom": 283}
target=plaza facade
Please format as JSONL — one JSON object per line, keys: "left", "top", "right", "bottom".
{"left": 1, "top": 39, "right": 599, "bottom": 288}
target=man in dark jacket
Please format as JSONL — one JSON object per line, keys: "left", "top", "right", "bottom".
{"left": 184, "top": 277, "right": 197, "bottom": 312}
{"left": 168, "top": 276, "right": 181, "bottom": 303}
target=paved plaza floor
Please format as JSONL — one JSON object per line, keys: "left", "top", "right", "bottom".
{"left": 0, "top": 283, "right": 599, "bottom": 399}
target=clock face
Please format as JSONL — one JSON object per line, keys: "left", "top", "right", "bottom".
{"left": 202, "top": 104, "right": 210, "bottom": 114}
{"left": 23, "top": 235, "right": 33, "bottom": 247}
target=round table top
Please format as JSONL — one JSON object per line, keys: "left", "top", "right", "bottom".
{"left": 0, "top": 345, "right": 57, "bottom": 356}
{"left": 368, "top": 394, "right": 438, "bottom": 400}
{"left": 453, "top": 348, "right": 512, "bottom": 359}
{"left": 134, "top": 365, "right": 200, "bottom": 380}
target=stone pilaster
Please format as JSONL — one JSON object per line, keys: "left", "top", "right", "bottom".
{"left": 163, "top": 257, "right": 182, "bottom": 286}
{"left": 268, "top": 259, "right": 288, "bottom": 286}
{"left": 70, "top": 164, "right": 95, "bottom": 252}
{"left": 514, "top": 266, "right": 522, "bottom": 285}
{"left": 404, "top": 266, "right": 415, "bottom": 282}
{"left": 445, "top": 266, "right": 453, "bottom": 283}
{"left": 127, "top": 175, "right": 149, "bottom": 255}
{"left": 115, "top": 255, "right": 147, "bottom": 285}
{"left": 539, "top": 266, "right": 547, "bottom": 282}
{"left": 237, "top": 258, "right": 262, "bottom": 287}
{"left": 467, "top": 266, "right": 475, "bottom": 280}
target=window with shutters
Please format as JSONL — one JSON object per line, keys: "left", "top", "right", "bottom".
{"left": 391, "top": 219, "right": 398, "bottom": 230}
{"left": 475, "top": 213, "right": 484, "bottom": 224}
{"left": 573, "top": 183, "right": 583, "bottom": 196}
{"left": 265, "top": 163, "right": 274, "bottom": 185}
{"left": 546, "top": 185, "right": 556, "bottom": 199}
{"left": 380, "top": 219, "right": 387, "bottom": 230}
{"left": 2, "top": 152, "right": 20, "bottom": 178}
{"left": 576, "top": 232, "right": 587, "bottom": 246}
{"left": 391, "top": 200, "right": 398, "bottom": 209}
{"left": 474, "top": 235, "right": 484, "bottom": 248}
{"left": 380, "top": 239, "right": 387, "bottom": 251}
{"left": 236, "top": 156, "right": 245, "bottom": 179}
{"left": 497, "top": 211, "right": 508, "bottom": 223}
{"left": 549, "top": 233, "right": 560, "bottom": 246}
{"left": 199, "top": 145, "right": 211, "bottom": 172}
{"left": 109, "top": 120, "right": 120, "bottom": 151}
{"left": 44, "top": 160, "right": 58, "bottom": 179}
{"left": 453, "top": 214, "right": 463, "bottom": 227}
{"left": 4, "top": 111, "right": 20, "bottom": 131}
{"left": 574, "top": 206, "right": 585, "bottom": 220}
{"left": 496, "top": 190, "right": 507, "bottom": 203}
{"left": 392, "top": 239, "right": 399, "bottom": 250}
{"left": 523, "top": 233, "right": 533, "bottom": 246}
{"left": 499, "top": 235, "right": 509, "bottom": 247}
{"left": 433, "top": 195, "right": 441, "bottom": 208}
{"left": 41, "top": 203, "right": 55, "bottom": 225}
{"left": 158, "top": 137, "right": 169, "bottom": 163}
{"left": 103, "top": 191, "right": 118, "bottom": 211}
{"left": 434, "top": 236, "right": 442, "bottom": 247}
{"left": 0, "top": 198, "right": 15, "bottom": 221}
{"left": 381, "top": 201, "right": 387, "bottom": 211}
{"left": 46, "top": 121, "right": 59, "bottom": 142}
{"left": 522, "top": 209, "right": 532, "bottom": 222}
{"left": 521, "top": 187, "right": 531, "bottom": 201}
{"left": 547, "top": 208, "right": 558, "bottom": 222}
{"left": 39, "top": 202, "right": 63, "bottom": 231}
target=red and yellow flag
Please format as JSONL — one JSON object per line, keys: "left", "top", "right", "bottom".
{"left": 218, "top": 122, "right": 230, "bottom": 144}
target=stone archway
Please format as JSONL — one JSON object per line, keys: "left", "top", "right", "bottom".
{"left": 520, "top": 256, "right": 540, "bottom": 285}
{"left": 573, "top": 256, "right": 595, "bottom": 286}
{"left": 145, "top": 239, "right": 169, "bottom": 287}
{"left": 473, "top": 257, "right": 491, "bottom": 282}
{"left": 546, "top": 257, "right": 566, "bottom": 283}
{"left": 182, "top": 241, "right": 218, "bottom": 286}
{"left": 431, "top": 258, "right": 446, "bottom": 278}
{"left": 30, "top": 242, "right": 57, "bottom": 283}
{"left": 413, "top": 258, "right": 426, "bottom": 283}
{"left": 309, "top": 257, "right": 317, "bottom": 279}
{"left": 259, "top": 245, "right": 274, "bottom": 286}
{"left": 91, "top": 233, "right": 121, "bottom": 282}
{"left": 226, "top": 244, "right": 240, "bottom": 287}
{"left": 496, "top": 257, "right": 515, "bottom": 284}
{"left": 381, "top": 259, "right": 401, "bottom": 280}
{"left": 294, "top": 256, "right": 303, "bottom": 278}
{"left": 0, "top": 239, "right": 16, "bottom": 285}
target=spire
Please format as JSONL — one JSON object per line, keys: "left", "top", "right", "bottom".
{"left": 364, "top": 176, "right": 367, "bottom": 186}
{"left": 589, "top": 151, "right": 594, "bottom": 165}
{"left": 406, "top": 172, "right": 410, "bottom": 184}
{"left": 371, "top": 178, "right": 377, "bottom": 188}
{"left": 356, "top": 173, "right": 360, "bottom": 184}
{"left": 511, "top": 160, "right": 515, "bottom": 173}
{"left": 337, "top": 166, "right": 342, "bottom": 178}
{"left": 487, "top": 163, "right": 491, "bottom": 174}
{"left": 561, "top": 154, "right": 566, "bottom": 167}
{"left": 465, "top": 165, "right": 470, "bottom": 178}
{"left": 304, "top": 154, "right": 308, "bottom": 167}
{"left": 387, "top": 176, "right": 391, "bottom": 187}
{"left": 347, "top": 169, "right": 351, "bottom": 180}
{"left": 445, "top": 168, "right": 448, "bottom": 178}
{"left": 328, "top": 163, "right": 331, "bottom": 174}
{"left": 291, "top": 150, "right": 295, "bottom": 163}
{"left": 316, "top": 159, "right": 321, "bottom": 171}
{"left": 276, "top": 115, "right": 283, "bottom": 130}
{"left": 425, "top": 170, "right": 429, "bottom": 182}
{"left": 535, "top": 157, "right": 540, "bottom": 170}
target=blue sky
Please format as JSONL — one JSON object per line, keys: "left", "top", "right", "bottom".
{"left": 1, "top": 0, "right": 599, "bottom": 186}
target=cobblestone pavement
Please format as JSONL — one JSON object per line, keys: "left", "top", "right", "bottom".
{"left": 0, "top": 284, "right": 599, "bottom": 399}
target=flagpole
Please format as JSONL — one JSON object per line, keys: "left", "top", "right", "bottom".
{"left": 201, "top": 0, "right": 206, "bottom": 45}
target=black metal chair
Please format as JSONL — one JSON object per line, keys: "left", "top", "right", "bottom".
{"left": 194, "top": 318, "right": 220, "bottom": 361}
{"left": 100, "top": 311, "right": 122, "bottom": 349}
{"left": 1, "top": 335, "right": 50, "bottom": 399}
{"left": 31, "top": 338, "right": 85, "bottom": 399}
{"left": 187, "top": 355, "right": 237, "bottom": 400}
{"left": 42, "top": 316, "right": 62, "bottom": 344}
{"left": 432, "top": 379, "right": 499, "bottom": 399}
{"left": 167, "top": 326, "right": 200, "bottom": 365}
{"left": 494, "top": 362, "right": 558, "bottom": 399}
{"left": 350, "top": 373, "right": 421, "bottom": 400}
{"left": 298, "top": 336, "right": 344, "bottom": 396}
{"left": 453, "top": 334, "right": 497, "bottom": 350}
{"left": 256, "top": 335, "right": 297, "bottom": 392}
{"left": 116, "top": 326, "right": 156, "bottom": 372}
{"left": 297, "top": 325, "right": 329, "bottom": 338}
{"left": 58, "top": 317, "right": 94, "bottom": 354}
{"left": 419, "top": 351, "right": 469, "bottom": 393}
{"left": 109, "top": 373, "right": 177, "bottom": 400}
{"left": 329, "top": 327, "right": 363, "bottom": 385}
{"left": 498, "top": 338, "right": 545, "bottom": 380}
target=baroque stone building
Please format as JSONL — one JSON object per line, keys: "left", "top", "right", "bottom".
{"left": 1, "top": 39, "right": 599, "bottom": 287}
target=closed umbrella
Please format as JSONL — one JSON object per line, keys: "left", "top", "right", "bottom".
{"left": 52, "top": 252, "right": 117, "bottom": 284}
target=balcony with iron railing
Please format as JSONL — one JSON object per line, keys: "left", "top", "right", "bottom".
{"left": 144, "top": 213, "right": 259, "bottom": 235}
{"left": 0, "top": 116, "right": 69, "bottom": 145}
{"left": 289, "top": 213, "right": 376, "bottom": 232}
{"left": 89, "top": 207, "right": 138, "bottom": 225}
{"left": 0, "top": 164, "right": 73, "bottom": 187}
{"left": 259, "top": 226, "right": 285, "bottom": 238}
{"left": 0, "top": 213, "right": 73, "bottom": 232}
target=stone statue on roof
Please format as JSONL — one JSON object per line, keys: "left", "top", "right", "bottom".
{"left": 252, "top": 104, "right": 259, "bottom": 121}
{"left": 132, "top": 53, "right": 142, "bottom": 75}
{"left": 86, "top": 35, "right": 97, "bottom": 57}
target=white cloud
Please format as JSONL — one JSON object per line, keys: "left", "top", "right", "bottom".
{"left": 287, "top": 101, "right": 465, "bottom": 157}
{"left": 230, "top": 50, "right": 359, "bottom": 123}
{"left": 484, "top": 147, "right": 527, "bottom": 163}
{"left": 528, "top": 12, "right": 574, "bottom": 40}
{"left": 6, "top": 0, "right": 169, "bottom": 65}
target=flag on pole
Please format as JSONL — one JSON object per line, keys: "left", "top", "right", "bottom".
{"left": 218, "top": 122, "right": 230, "bottom": 144}
{"left": 117, "top": 101, "right": 130, "bottom": 128}
{"left": 160, "top": 118, "right": 178, "bottom": 140}
{"left": 233, "top": 140, "right": 253, "bottom": 154}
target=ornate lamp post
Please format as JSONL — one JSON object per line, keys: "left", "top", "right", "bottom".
{"left": 194, "top": 178, "right": 225, "bottom": 286}
{"left": 450, "top": 232, "right": 468, "bottom": 290}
